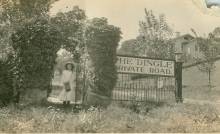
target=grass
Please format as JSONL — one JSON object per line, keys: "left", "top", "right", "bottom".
{"left": 1, "top": 61, "right": 220, "bottom": 133}
{"left": 183, "top": 63, "right": 220, "bottom": 101}
{"left": 0, "top": 102, "right": 219, "bottom": 133}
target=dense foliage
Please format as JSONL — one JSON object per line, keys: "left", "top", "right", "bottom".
{"left": 1, "top": 0, "right": 121, "bottom": 106}
{"left": 135, "top": 9, "right": 174, "bottom": 59}
{"left": 117, "top": 39, "right": 138, "bottom": 56}
{"left": 0, "top": 0, "right": 59, "bottom": 101}
{"left": 11, "top": 18, "right": 62, "bottom": 92}
{"left": 51, "top": 6, "right": 86, "bottom": 62}
{"left": 84, "top": 18, "right": 121, "bottom": 106}
{"left": 191, "top": 28, "right": 220, "bottom": 87}
{"left": 117, "top": 9, "right": 174, "bottom": 59}
{"left": 0, "top": 56, "right": 14, "bottom": 106}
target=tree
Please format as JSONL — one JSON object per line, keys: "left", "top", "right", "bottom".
{"left": 11, "top": 18, "right": 63, "bottom": 102}
{"left": 51, "top": 6, "right": 86, "bottom": 63}
{"left": 191, "top": 28, "right": 220, "bottom": 87}
{"left": 0, "top": 0, "right": 57, "bottom": 35}
{"left": 84, "top": 17, "right": 121, "bottom": 107}
{"left": 213, "top": 27, "right": 220, "bottom": 38}
{"left": 117, "top": 39, "right": 138, "bottom": 56}
{"left": 136, "top": 9, "right": 174, "bottom": 59}
{"left": 0, "top": 0, "right": 58, "bottom": 58}
{"left": 1, "top": 1, "right": 122, "bottom": 106}
{"left": 0, "top": 0, "right": 60, "bottom": 103}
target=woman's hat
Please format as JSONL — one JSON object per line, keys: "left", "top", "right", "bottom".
{"left": 65, "top": 61, "right": 75, "bottom": 70}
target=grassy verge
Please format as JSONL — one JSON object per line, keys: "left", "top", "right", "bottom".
{"left": 0, "top": 102, "right": 219, "bottom": 133}
{"left": 1, "top": 61, "right": 219, "bottom": 133}
{"left": 183, "top": 63, "right": 220, "bottom": 101}
{"left": 183, "top": 85, "right": 220, "bottom": 101}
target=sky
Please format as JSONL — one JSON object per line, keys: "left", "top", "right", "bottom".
{"left": 50, "top": 0, "right": 220, "bottom": 42}
{"left": 206, "top": 0, "right": 220, "bottom": 5}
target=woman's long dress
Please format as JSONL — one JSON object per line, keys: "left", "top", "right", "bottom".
{"left": 58, "top": 70, "right": 76, "bottom": 102}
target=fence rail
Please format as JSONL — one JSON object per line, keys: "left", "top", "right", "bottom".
{"left": 112, "top": 73, "right": 176, "bottom": 102}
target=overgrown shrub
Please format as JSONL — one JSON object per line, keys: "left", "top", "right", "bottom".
{"left": 0, "top": 57, "right": 14, "bottom": 106}
{"left": 11, "top": 17, "right": 62, "bottom": 98}
{"left": 84, "top": 17, "right": 121, "bottom": 107}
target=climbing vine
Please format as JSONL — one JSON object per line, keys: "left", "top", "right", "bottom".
{"left": 84, "top": 17, "right": 121, "bottom": 106}
{"left": 11, "top": 18, "right": 62, "bottom": 93}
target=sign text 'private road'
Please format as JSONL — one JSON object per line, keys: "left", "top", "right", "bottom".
{"left": 116, "top": 56, "right": 175, "bottom": 76}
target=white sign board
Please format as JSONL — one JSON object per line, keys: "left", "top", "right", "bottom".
{"left": 116, "top": 56, "right": 175, "bottom": 76}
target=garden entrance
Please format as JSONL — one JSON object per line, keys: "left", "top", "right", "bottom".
{"left": 47, "top": 61, "right": 85, "bottom": 104}
{"left": 112, "top": 55, "right": 181, "bottom": 102}
{"left": 48, "top": 55, "right": 183, "bottom": 104}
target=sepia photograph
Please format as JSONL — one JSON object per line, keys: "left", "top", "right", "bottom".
{"left": 0, "top": 0, "right": 220, "bottom": 133}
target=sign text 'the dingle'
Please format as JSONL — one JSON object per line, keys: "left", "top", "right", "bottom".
{"left": 116, "top": 56, "right": 175, "bottom": 76}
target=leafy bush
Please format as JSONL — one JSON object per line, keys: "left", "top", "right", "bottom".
{"left": 0, "top": 57, "right": 14, "bottom": 106}
{"left": 11, "top": 17, "right": 62, "bottom": 94}
{"left": 84, "top": 17, "right": 121, "bottom": 106}
{"left": 51, "top": 6, "right": 86, "bottom": 62}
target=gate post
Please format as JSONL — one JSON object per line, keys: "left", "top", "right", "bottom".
{"left": 175, "top": 52, "right": 183, "bottom": 103}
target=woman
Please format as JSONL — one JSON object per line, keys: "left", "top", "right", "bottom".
{"left": 58, "top": 62, "right": 76, "bottom": 105}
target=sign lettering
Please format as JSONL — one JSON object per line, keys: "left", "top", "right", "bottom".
{"left": 116, "top": 56, "right": 175, "bottom": 76}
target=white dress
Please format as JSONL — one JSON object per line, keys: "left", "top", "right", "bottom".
{"left": 58, "top": 70, "right": 76, "bottom": 102}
